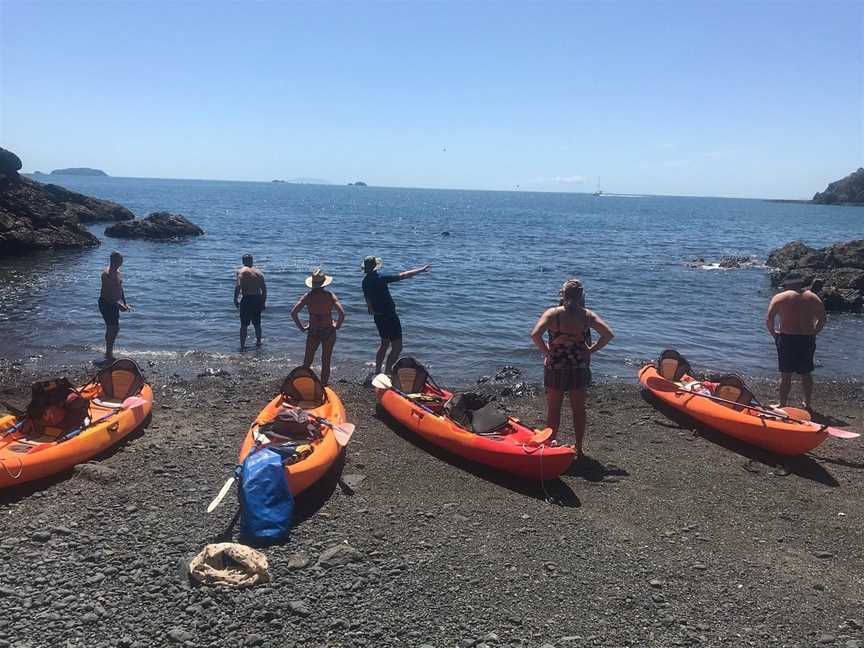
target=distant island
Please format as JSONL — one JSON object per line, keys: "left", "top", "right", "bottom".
{"left": 348, "top": 181, "right": 368, "bottom": 187}
{"left": 271, "top": 179, "right": 286, "bottom": 183}
{"left": 812, "top": 168, "right": 864, "bottom": 206}
{"left": 50, "top": 168, "right": 108, "bottom": 176}
{"left": 287, "top": 177, "right": 331, "bottom": 185}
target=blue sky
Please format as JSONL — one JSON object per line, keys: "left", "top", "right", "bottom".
{"left": 1, "top": 1, "right": 861, "bottom": 198}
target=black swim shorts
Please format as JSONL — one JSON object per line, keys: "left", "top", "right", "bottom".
{"left": 775, "top": 333, "right": 816, "bottom": 374}
{"left": 373, "top": 313, "right": 402, "bottom": 341}
{"left": 240, "top": 295, "right": 264, "bottom": 328}
{"left": 98, "top": 298, "right": 120, "bottom": 327}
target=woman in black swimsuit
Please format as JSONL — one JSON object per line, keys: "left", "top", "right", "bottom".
{"left": 530, "top": 279, "right": 614, "bottom": 456}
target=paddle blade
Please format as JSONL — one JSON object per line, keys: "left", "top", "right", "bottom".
{"left": 333, "top": 423, "right": 356, "bottom": 447}
{"left": 778, "top": 406, "right": 811, "bottom": 421}
{"left": 371, "top": 373, "right": 392, "bottom": 389}
{"left": 827, "top": 427, "right": 860, "bottom": 439}
{"left": 121, "top": 396, "right": 148, "bottom": 410}
{"left": 206, "top": 476, "right": 236, "bottom": 513}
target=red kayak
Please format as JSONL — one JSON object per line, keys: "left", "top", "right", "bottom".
{"left": 376, "top": 358, "right": 575, "bottom": 480}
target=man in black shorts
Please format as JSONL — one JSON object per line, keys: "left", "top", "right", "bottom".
{"left": 361, "top": 256, "right": 430, "bottom": 375}
{"left": 98, "top": 251, "right": 131, "bottom": 362}
{"left": 766, "top": 272, "right": 826, "bottom": 411}
{"left": 234, "top": 254, "right": 267, "bottom": 350}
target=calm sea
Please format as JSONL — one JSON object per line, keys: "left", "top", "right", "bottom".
{"left": 1, "top": 176, "right": 861, "bottom": 383}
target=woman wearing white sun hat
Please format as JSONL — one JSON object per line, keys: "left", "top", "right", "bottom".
{"left": 291, "top": 268, "right": 345, "bottom": 385}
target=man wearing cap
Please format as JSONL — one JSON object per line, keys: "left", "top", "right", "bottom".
{"left": 234, "top": 254, "right": 266, "bottom": 351}
{"left": 361, "top": 256, "right": 430, "bottom": 375}
{"left": 766, "top": 272, "right": 826, "bottom": 411}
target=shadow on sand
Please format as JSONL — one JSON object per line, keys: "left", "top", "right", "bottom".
{"left": 640, "top": 390, "right": 839, "bottom": 487}
{"left": 374, "top": 405, "right": 580, "bottom": 508}
{"left": 564, "top": 455, "right": 629, "bottom": 483}
{"left": 0, "top": 413, "right": 153, "bottom": 507}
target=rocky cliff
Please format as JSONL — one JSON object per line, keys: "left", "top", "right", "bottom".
{"left": 766, "top": 240, "right": 864, "bottom": 312}
{"left": 813, "top": 168, "right": 864, "bottom": 205}
{"left": 0, "top": 146, "right": 134, "bottom": 256}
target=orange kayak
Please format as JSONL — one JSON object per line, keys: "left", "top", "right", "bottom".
{"left": 0, "top": 360, "right": 153, "bottom": 488}
{"left": 376, "top": 359, "right": 575, "bottom": 480}
{"left": 238, "top": 368, "right": 347, "bottom": 496}
{"left": 639, "top": 364, "right": 838, "bottom": 456}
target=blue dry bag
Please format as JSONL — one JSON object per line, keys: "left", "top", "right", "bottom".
{"left": 238, "top": 448, "right": 294, "bottom": 545}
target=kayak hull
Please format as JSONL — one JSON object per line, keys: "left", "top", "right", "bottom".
{"left": 377, "top": 388, "right": 575, "bottom": 480}
{"left": 639, "top": 365, "right": 828, "bottom": 456}
{"left": 0, "top": 384, "right": 153, "bottom": 488}
{"left": 238, "top": 387, "right": 346, "bottom": 496}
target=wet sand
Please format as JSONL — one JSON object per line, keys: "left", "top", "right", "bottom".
{"left": 1, "top": 357, "right": 863, "bottom": 648}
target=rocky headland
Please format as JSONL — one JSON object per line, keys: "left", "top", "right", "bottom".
{"left": 0, "top": 147, "right": 134, "bottom": 256}
{"left": 50, "top": 167, "right": 109, "bottom": 176}
{"left": 813, "top": 168, "right": 864, "bottom": 206}
{"left": 767, "top": 240, "right": 864, "bottom": 312}
{"left": 105, "top": 211, "right": 205, "bottom": 239}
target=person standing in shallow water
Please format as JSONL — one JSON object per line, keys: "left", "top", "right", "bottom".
{"left": 233, "top": 254, "right": 266, "bottom": 351}
{"left": 99, "top": 251, "right": 132, "bottom": 362}
{"left": 291, "top": 268, "right": 345, "bottom": 385}
{"left": 766, "top": 272, "right": 826, "bottom": 411}
{"left": 361, "top": 256, "right": 430, "bottom": 375}
{"left": 530, "top": 279, "right": 614, "bottom": 457}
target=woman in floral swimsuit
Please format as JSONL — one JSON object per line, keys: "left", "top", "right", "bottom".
{"left": 530, "top": 279, "right": 614, "bottom": 456}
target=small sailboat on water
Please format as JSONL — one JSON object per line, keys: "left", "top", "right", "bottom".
{"left": 592, "top": 177, "right": 602, "bottom": 196}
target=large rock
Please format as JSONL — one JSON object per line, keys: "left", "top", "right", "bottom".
{"left": 0, "top": 148, "right": 135, "bottom": 256}
{"left": 37, "top": 181, "right": 134, "bottom": 224}
{"left": 0, "top": 147, "right": 22, "bottom": 178}
{"left": 105, "top": 212, "right": 204, "bottom": 239}
{"left": 813, "top": 168, "right": 864, "bottom": 205}
{"left": 766, "top": 239, "right": 864, "bottom": 313}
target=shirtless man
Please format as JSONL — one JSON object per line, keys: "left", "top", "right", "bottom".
{"left": 99, "top": 251, "right": 131, "bottom": 362}
{"left": 233, "top": 254, "right": 266, "bottom": 350}
{"left": 766, "top": 272, "right": 826, "bottom": 411}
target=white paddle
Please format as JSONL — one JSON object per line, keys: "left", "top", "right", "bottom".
{"left": 371, "top": 373, "right": 392, "bottom": 389}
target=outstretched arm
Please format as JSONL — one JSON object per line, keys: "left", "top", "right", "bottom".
{"left": 766, "top": 296, "right": 779, "bottom": 338}
{"left": 260, "top": 275, "right": 267, "bottom": 305}
{"left": 398, "top": 264, "right": 431, "bottom": 281}
{"left": 290, "top": 294, "right": 309, "bottom": 332}
{"left": 587, "top": 310, "right": 614, "bottom": 355}
{"left": 530, "top": 308, "right": 554, "bottom": 357}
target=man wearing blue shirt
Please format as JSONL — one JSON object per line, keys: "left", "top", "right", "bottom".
{"left": 361, "top": 256, "right": 430, "bottom": 375}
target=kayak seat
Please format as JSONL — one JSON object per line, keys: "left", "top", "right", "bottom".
{"left": 94, "top": 359, "right": 146, "bottom": 407}
{"left": 657, "top": 349, "right": 692, "bottom": 382}
{"left": 715, "top": 374, "right": 756, "bottom": 412}
{"left": 392, "top": 357, "right": 429, "bottom": 393}
{"left": 280, "top": 367, "right": 326, "bottom": 408}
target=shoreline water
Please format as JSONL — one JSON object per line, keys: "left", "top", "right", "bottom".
{"left": 2, "top": 175, "right": 862, "bottom": 384}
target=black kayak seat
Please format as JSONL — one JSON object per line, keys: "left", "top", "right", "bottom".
{"left": 280, "top": 367, "right": 326, "bottom": 408}
{"left": 392, "top": 357, "right": 430, "bottom": 394}
{"left": 95, "top": 359, "right": 145, "bottom": 406}
{"left": 657, "top": 349, "right": 692, "bottom": 382}
{"left": 714, "top": 374, "right": 757, "bottom": 411}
